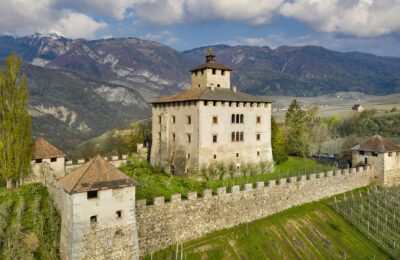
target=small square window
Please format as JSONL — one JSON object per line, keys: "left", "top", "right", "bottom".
{"left": 257, "top": 151, "right": 260, "bottom": 156}
{"left": 221, "top": 70, "right": 225, "bottom": 75}
{"left": 388, "top": 152, "right": 393, "bottom": 157}
{"left": 187, "top": 153, "right": 191, "bottom": 159}
{"left": 116, "top": 210, "right": 122, "bottom": 219}
{"left": 256, "top": 116, "right": 261, "bottom": 124}
{"left": 204, "top": 101, "right": 208, "bottom": 106}
{"left": 217, "top": 84, "right": 220, "bottom": 87}
{"left": 212, "top": 135, "right": 218, "bottom": 143}
{"left": 359, "top": 151, "right": 365, "bottom": 155}
{"left": 50, "top": 157, "right": 57, "bottom": 162}
{"left": 213, "top": 116, "right": 218, "bottom": 124}
{"left": 213, "top": 101, "right": 217, "bottom": 106}
{"left": 213, "top": 154, "right": 217, "bottom": 160}
{"left": 172, "top": 116, "right": 176, "bottom": 124}
{"left": 187, "top": 116, "right": 192, "bottom": 125}
{"left": 212, "top": 69, "right": 216, "bottom": 74}
{"left": 236, "top": 153, "right": 239, "bottom": 158}
{"left": 87, "top": 190, "right": 98, "bottom": 199}
{"left": 90, "top": 215, "right": 97, "bottom": 224}
{"left": 35, "top": 159, "right": 43, "bottom": 164}
{"left": 256, "top": 133, "right": 261, "bottom": 141}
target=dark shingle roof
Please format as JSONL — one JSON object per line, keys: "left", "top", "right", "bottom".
{"left": 59, "top": 155, "right": 134, "bottom": 194}
{"left": 152, "top": 87, "right": 272, "bottom": 104}
{"left": 33, "top": 138, "right": 65, "bottom": 159}
{"left": 351, "top": 135, "right": 400, "bottom": 153}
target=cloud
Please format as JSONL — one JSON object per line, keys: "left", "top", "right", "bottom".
{"left": 280, "top": 0, "right": 400, "bottom": 37}
{"left": 186, "top": 0, "right": 284, "bottom": 25}
{"left": 143, "top": 31, "right": 180, "bottom": 45}
{"left": 133, "top": 0, "right": 185, "bottom": 25}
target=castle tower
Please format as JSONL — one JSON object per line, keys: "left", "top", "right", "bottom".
{"left": 351, "top": 135, "right": 400, "bottom": 186}
{"left": 151, "top": 49, "right": 273, "bottom": 175}
{"left": 31, "top": 138, "right": 66, "bottom": 180}
{"left": 58, "top": 155, "right": 139, "bottom": 259}
{"left": 190, "top": 47, "right": 232, "bottom": 89}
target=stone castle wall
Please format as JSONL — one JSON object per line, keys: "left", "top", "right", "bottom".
{"left": 65, "top": 155, "right": 128, "bottom": 174}
{"left": 136, "top": 166, "right": 377, "bottom": 255}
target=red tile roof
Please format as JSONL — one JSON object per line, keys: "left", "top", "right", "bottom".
{"left": 59, "top": 155, "right": 134, "bottom": 194}
{"left": 33, "top": 138, "right": 65, "bottom": 159}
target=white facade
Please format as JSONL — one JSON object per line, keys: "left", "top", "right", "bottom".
{"left": 151, "top": 50, "right": 273, "bottom": 175}
{"left": 60, "top": 186, "right": 139, "bottom": 259}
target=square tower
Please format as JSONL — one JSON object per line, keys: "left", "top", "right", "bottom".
{"left": 58, "top": 155, "right": 139, "bottom": 259}
{"left": 31, "top": 138, "right": 66, "bottom": 180}
{"left": 151, "top": 49, "right": 273, "bottom": 175}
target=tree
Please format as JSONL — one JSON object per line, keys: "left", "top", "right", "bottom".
{"left": 0, "top": 54, "right": 33, "bottom": 188}
{"left": 271, "top": 117, "right": 288, "bottom": 164}
{"left": 285, "top": 99, "right": 310, "bottom": 157}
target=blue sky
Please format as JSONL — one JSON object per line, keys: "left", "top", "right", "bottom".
{"left": 1, "top": 0, "right": 400, "bottom": 56}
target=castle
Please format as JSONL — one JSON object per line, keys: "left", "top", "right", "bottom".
{"left": 150, "top": 48, "right": 273, "bottom": 175}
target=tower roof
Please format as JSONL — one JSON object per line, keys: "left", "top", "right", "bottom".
{"left": 33, "top": 138, "right": 65, "bottom": 159}
{"left": 59, "top": 155, "right": 134, "bottom": 194}
{"left": 152, "top": 87, "right": 272, "bottom": 104}
{"left": 191, "top": 48, "right": 232, "bottom": 72}
{"left": 351, "top": 135, "right": 400, "bottom": 153}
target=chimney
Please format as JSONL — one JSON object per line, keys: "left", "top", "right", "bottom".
{"left": 232, "top": 85, "right": 237, "bottom": 92}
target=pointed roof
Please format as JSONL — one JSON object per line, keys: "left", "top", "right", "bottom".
{"left": 152, "top": 87, "right": 272, "bottom": 104}
{"left": 351, "top": 135, "right": 400, "bottom": 153}
{"left": 59, "top": 155, "right": 134, "bottom": 194}
{"left": 191, "top": 48, "right": 232, "bottom": 72}
{"left": 33, "top": 138, "right": 65, "bottom": 159}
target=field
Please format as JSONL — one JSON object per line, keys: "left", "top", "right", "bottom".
{"left": 335, "top": 187, "right": 400, "bottom": 258}
{"left": 0, "top": 183, "right": 60, "bottom": 259}
{"left": 146, "top": 197, "right": 388, "bottom": 259}
{"left": 120, "top": 156, "right": 336, "bottom": 203}
{"left": 272, "top": 92, "right": 400, "bottom": 122}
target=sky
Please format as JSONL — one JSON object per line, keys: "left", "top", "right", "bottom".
{"left": 1, "top": 0, "right": 400, "bottom": 56}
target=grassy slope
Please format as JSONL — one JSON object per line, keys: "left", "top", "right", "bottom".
{"left": 120, "top": 156, "right": 335, "bottom": 203}
{"left": 148, "top": 199, "right": 388, "bottom": 259}
{"left": 0, "top": 183, "right": 60, "bottom": 259}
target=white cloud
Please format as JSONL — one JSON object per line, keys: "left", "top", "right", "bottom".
{"left": 133, "top": 0, "right": 185, "bottom": 25}
{"left": 186, "top": 0, "right": 284, "bottom": 25}
{"left": 280, "top": 0, "right": 400, "bottom": 37}
{"left": 143, "top": 31, "right": 180, "bottom": 45}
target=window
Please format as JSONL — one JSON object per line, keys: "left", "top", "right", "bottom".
{"left": 35, "top": 159, "right": 43, "bottom": 164}
{"left": 116, "top": 210, "right": 122, "bottom": 219}
{"left": 87, "top": 190, "right": 98, "bottom": 199}
{"left": 240, "top": 132, "right": 244, "bottom": 141}
{"left": 236, "top": 153, "right": 239, "bottom": 158}
{"left": 256, "top": 133, "right": 261, "bottom": 141}
{"left": 158, "top": 116, "right": 161, "bottom": 124}
{"left": 221, "top": 70, "right": 225, "bottom": 75}
{"left": 90, "top": 215, "right": 97, "bottom": 224}
{"left": 213, "top": 116, "right": 218, "bottom": 124}
{"left": 204, "top": 101, "right": 208, "bottom": 106}
{"left": 187, "top": 116, "right": 191, "bottom": 124}
{"left": 256, "top": 116, "right": 261, "bottom": 124}
{"left": 372, "top": 152, "right": 378, "bottom": 157}
{"left": 257, "top": 151, "right": 260, "bottom": 156}
{"left": 214, "top": 154, "right": 217, "bottom": 159}
{"left": 198, "top": 84, "right": 200, "bottom": 88}
{"left": 236, "top": 114, "right": 240, "bottom": 123}
{"left": 359, "top": 151, "right": 365, "bottom": 155}
{"left": 187, "top": 134, "right": 191, "bottom": 143}
{"left": 212, "top": 69, "right": 216, "bottom": 75}
{"left": 187, "top": 153, "right": 191, "bottom": 159}
{"left": 217, "top": 84, "right": 220, "bottom": 87}
{"left": 213, "top": 101, "right": 217, "bottom": 106}
{"left": 172, "top": 133, "right": 176, "bottom": 142}
{"left": 172, "top": 115, "right": 176, "bottom": 124}
{"left": 236, "top": 132, "right": 240, "bottom": 141}
{"left": 229, "top": 102, "right": 232, "bottom": 107}
{"left": 231, "top": 114, "right": 235, "bottom": 123}
{"left": 240, "top": 114, "right": 244, "bottom": 123}
{"left": 231, "top": 132, "right": 235, "bottom": 142}
{"left": 213, "top": 135, "right": 218, "bottom": 143}
{"left": 51, "top": 157, "right": 57, "bottom": 162}
{"left": 388, "top": 152, "right": 393, "bottom": 157}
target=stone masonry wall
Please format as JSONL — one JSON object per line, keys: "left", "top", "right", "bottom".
{"left": 136, "top": 166, "right": 377, "bottom": 255}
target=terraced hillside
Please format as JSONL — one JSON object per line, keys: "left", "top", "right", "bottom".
{"left": 0, "top": 184, "right": 60, "bottom": 259}
{"left": 147, "top": 200, "right": 387, "bottom": 259}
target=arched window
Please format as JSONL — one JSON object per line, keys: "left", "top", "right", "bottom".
{"left": 236, "top": 114, "right": 240, "bottom": 123}
{"left": 240, "top": 114, "right": 244, "bottom": 123}
{"left": 231, "top": 114, "right": 235, "bottom": 123}
{"left": 236, "top": 132, "right": 240, "bottom": 141}
{"left": 231, "top": 132, "right": 235, "bottom": 142}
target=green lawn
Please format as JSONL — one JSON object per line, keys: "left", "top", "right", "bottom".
{"left": 146, "top": 198, "right": 388, "bottom": 259}
{"left": 0, "top": 183, "right": 60, "bottom": 259}
{"left": 120, "top": 156, "right": 336, "bottom": 203}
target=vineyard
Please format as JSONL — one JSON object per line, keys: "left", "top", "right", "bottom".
{"left": 0, "top": 183, "right": 60, "bottom": 259}
{"left": 334, "top": 186, "right": 400, "bottom": 258}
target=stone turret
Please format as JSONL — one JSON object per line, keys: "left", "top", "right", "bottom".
{"left": 31, "top": 138, "right": 66, "bottom": 180}
{"left": 58, "top": 155, "right": 139, "bottom": 259}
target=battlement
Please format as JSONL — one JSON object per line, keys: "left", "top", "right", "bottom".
{"left": 136, "top": 165, "right": 375, "bottom": 255}
{"left": 136, "top": 166, "right": 372, "bottom": 208}
{"left": 65, "top": 155, "right": 128, "bottom": 174}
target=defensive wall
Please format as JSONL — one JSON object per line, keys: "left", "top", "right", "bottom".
{"left": 65, "top": 155, "right": 128, "bottom": 174}
{"left": 136, "top": 166, "right": 377, "bottom": 255}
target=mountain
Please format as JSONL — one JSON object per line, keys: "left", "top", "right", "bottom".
{"left": 18, "top": 63, "right": 149, "bottom": 151}
{"left": 1, "top": 34, "right": 400, "bottom": 151}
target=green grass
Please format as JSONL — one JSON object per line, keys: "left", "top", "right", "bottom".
{"left": 0, "top": 183, "right": 60, "bottom": 259}
{"left": 120, "top": 156, "right": 336, "bottom": 203}
{"left": 146, "top": 197, "right": 388, "bottom": 259}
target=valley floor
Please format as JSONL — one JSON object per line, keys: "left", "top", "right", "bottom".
{"left": 147, "top": 197, "right": 388, "bottom": 259}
